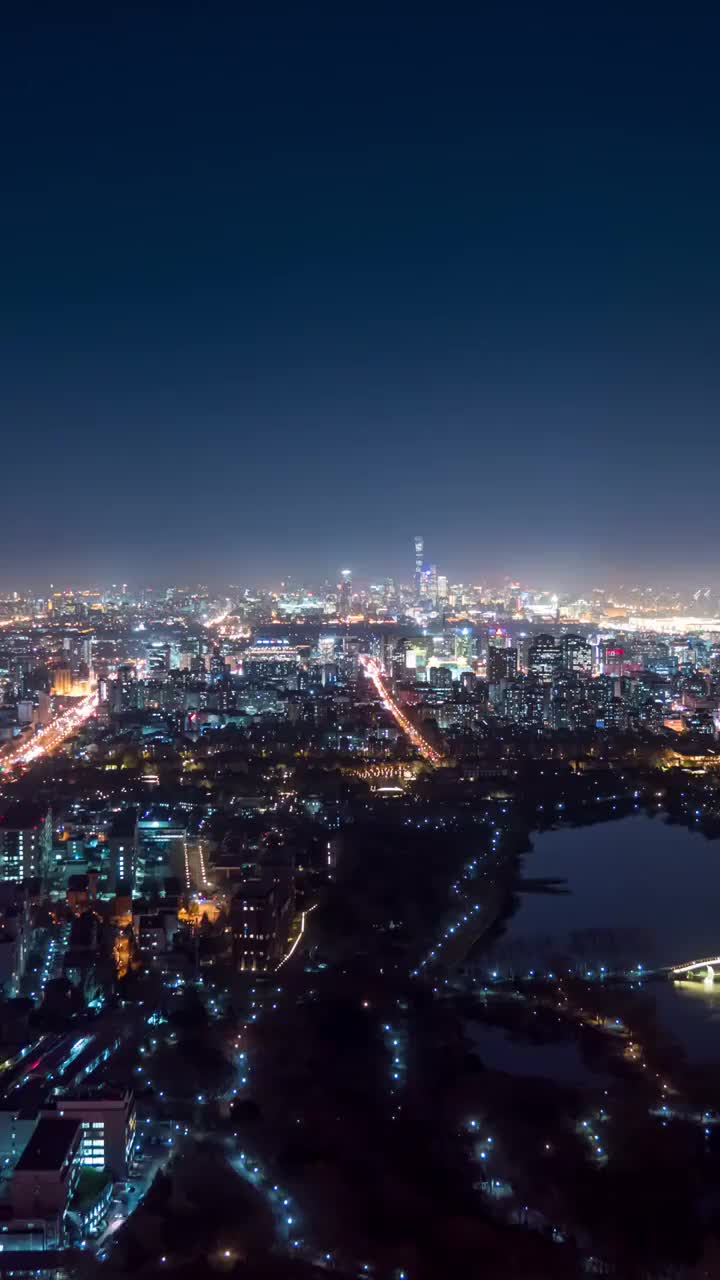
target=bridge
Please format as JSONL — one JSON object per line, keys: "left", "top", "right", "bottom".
{"left": 359, "top": 655, "right": 443, "bottom": 767}
{"left": 670, "top": 956, "right": 720, "bottom": 979}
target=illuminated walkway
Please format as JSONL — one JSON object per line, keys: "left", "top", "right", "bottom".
{"left": 359, "top": 655, "right": 443, "bottom": 766}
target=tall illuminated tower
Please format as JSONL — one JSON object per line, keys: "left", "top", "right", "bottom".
{"left": 414, "top": 536, "right": 424, "bottom": 596}
{"left": 339, "top": 569, "right": 352, "bottom": 618}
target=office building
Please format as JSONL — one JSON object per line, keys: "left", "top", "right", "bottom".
{"left": 527, "top": 634, "right": 561, "bottom": 684}
{"left": 428, "top": 665, "right": 453, "bottom": 689}
{"left": 146, "top": 643, "right": 171, "bottom": 676}
{"left": 45, "top": 1087, "right": 136, "bottom": 1178}
{"left": 414, "top": 535, "right": 424, "bottom": 596}
{"left": 136, "top": 812, "right": 187, "bottom": 888}
{"left": 454, "top": 630, "right": 475, "bottom": 666}
{"left": 338, "top": 569, "right": 352, "bottom": 618}
{"left": 106, "top": 664, "right": 140, "bottom": 715}
{"left": 600, "top": 641, "right": 626, "bottom": 678}
{"left": 107, "top": 811, "right": 138, "bottom": 892}
{"left": 52, "top": 665, "right": 73, "bottom": 696}
{"left": 487, "top": 644, "right": 518, "bottom": 685}
{"left": 420, "top": 564, "right": 438, "bottom": 603}
{"left": 243, "top": 640, "right": 302, "bottom": 684}
{"left": 561, "top": 634, "right": 593, "bottom": 675}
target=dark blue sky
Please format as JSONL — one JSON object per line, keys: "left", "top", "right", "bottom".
{"left": 3, "top": 3, "right": 720, "bottom": 590}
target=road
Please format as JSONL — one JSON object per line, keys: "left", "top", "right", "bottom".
{"left": 185, "top": 837, "right": 213, "bottom": 894}
{"left": 0, "top": 691, "right": 98, "bottom": 773}
{"left": 359, "top": 654, "right": 443, "bottom": 766}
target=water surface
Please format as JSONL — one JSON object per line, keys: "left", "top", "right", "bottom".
{"left": 493, "top": 815, "right": 720, "bottom": 1060}
{"left": 503, "top": 815, "right": 720, "bottom": 966}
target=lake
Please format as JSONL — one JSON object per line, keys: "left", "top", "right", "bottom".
{"left": 499, "top": 814, "right": 720, "bottom": 968}
{"left": 489, "top": 814, "right": 720, "bottom": 1061}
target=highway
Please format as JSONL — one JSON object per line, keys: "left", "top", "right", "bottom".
{"left": 0, "top": 691, "right": 98, "bottom": 774}
{"left": 359, "top": 655, "right": 443, "bottom": 766}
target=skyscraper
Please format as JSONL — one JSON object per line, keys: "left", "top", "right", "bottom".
{"left": 527, "top": 634, "right": 561, "bottom": 684}
{"left": 414, "top": 536, "right": 424, "bottom": 596}
{"left": 561, "top": 634, "right": 593, "bottom": 675}
{"left": 503, "top": 678, "right": 546, "bottom": 728}
{"left": 488, "top": 645, "right": 518, "bottom": 685}
{"left": 338, "top": 569, "right": 352, "bottom": 618}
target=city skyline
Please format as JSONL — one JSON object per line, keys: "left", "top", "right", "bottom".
{"left": 4, "top": 7, "right": 720, "bottom": 1274}
{"left": 4, "top": 5, "right": 720, "bottom": 587}
{"left": 5, "top": 554, "right": 720, "bottom": 601}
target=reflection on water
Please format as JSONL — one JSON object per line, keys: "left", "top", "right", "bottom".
{"left": 498, "top": 816, "right": 720, "bottom": 1062}
{"left": 652, "top": 980, "right": 720, "bottom": 1062}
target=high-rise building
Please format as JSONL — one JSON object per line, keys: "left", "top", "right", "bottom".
{"left": 428, "top": 665, "right": 453, "bottom": 689}
{"left": 561, "top": 634, "right": 593, "bottom": 675}
{"left": 427, "top": 564, "right": 438, "bottom": 603}
{"left": 209, "top": 648, "right": 226, "bottom": 681}
{"left": 454, "top": 629, "right": 476, "bottom": 665}
{"left": 147, "top": 643, "right": 171, "bottom": 676}
{"left": 488, "top": 645, "right": 518, "bottom": 685}
{"left": 527, "top": 634, "right": 561, "bottom": 684}
{"left": 107, "top": 811, "right": 139, "bottom": 892}
{"left": 591, "top": 675, "right": 625, "bottom": 729}
{"left": 338, "top": 569, "right": 352, "bottom": 618}
{"left": 52, "top": 665, "right": 73, "bottom": 696}
{"left": 0, "top": 805, "right": 52, "bottom": 885}
{"left": 600, "top": 642, "right": 626, "bottom": 679}
{"left": 414, "top": 536, "right": 424, "bottom": 596}
{"left": 503, "top": 678, "right": 546, "bottom": 728}
{"left": 106, "top": 664, "right": 139, "bottom": 714}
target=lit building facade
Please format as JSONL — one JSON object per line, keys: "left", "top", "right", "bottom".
{"left": 0, "top": 805, "right": 53, "bottom": 885}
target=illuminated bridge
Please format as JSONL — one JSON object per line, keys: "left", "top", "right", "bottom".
{"left": 670, "top": 956, "right": 720, "bottom": 980}
{"left": 359, "top": 655, "right": 443, "bottom": 767}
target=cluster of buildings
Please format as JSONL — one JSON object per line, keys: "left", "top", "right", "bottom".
{"left": 367, "top": 624, "right": 720, "bottom": 741}
{"left": 0, "top": 1086, "right": 136, "bottom": 1248}
{"left": 0, "top": 562, "right": 718, "bottom": 1260}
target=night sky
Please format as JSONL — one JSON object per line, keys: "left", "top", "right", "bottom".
{"left": 3, "top": 3, "right": 720, "bottom": 591}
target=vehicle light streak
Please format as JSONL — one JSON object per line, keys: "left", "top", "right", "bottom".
{"left": 359, "top": 655, "right": 443, "bottom": 766}
{"left": 0, "top": 691, "right": 98, "bottom": 773}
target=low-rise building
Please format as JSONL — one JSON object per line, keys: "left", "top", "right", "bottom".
{"left": 45, "top": 1087, "right": 136, "bottom": 1178}
{"left": 10, "top": 1116, "right": 82, "bottom": 1246}
{"left": 230, "top": 875, "right": 294, "bottom": 972}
